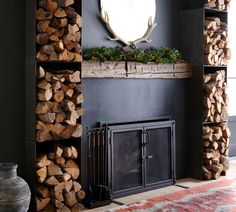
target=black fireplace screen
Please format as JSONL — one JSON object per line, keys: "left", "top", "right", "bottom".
{"left": 112, "top": 130, "right": 143, "bottom": 192}
{"left": 87, "top": 119, "right": 176, "bottom": 199}
{"left": 107, "top": 120, "right": 175, "bottom": 197}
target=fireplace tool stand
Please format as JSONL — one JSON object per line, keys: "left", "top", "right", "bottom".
{"left": 84, "top": 128, "right": 113, "bottom": 208}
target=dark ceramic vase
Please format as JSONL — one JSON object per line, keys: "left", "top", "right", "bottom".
{"left": 0, "top": 163, "right": 31, "bottom": 212}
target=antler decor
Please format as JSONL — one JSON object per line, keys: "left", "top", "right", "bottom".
{"left": 131, "top": 17, "right": 157, "bottom": 48}
{"left": 100, "top": 7, "right": 157, "bottom": 48}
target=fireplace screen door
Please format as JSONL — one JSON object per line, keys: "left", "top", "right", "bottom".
{"left": 107, "top": 120, "right": 175, "bottom": 197}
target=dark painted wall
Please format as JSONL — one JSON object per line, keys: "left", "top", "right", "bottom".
{"left": 82, "top": 0, "right": 181, "bottom": 49}
{"left": 0, "top": 1, "right": 25, "bottom": 176}
{"left": 80, "top": 0, "right": 187, "bottom": 188}
{"left": 81, "top": 78, "right": 188, "bottom": 188}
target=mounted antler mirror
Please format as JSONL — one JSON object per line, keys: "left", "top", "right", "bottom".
{"left": 100, "top": 0, "right": 157, "bottom": 48}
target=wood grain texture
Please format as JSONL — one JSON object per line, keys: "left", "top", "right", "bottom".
{"left": 82, "top": 60, "right": 192, "bottom": 79}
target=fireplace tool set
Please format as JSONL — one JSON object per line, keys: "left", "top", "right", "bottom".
{"left": 84, "top": 127, "right": 112, "bottom": 208}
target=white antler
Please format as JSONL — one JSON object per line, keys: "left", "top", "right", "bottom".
{"left": 130, "top": 17, "right": 157, "bottom": 48}
{"left": 100, "top": 8, "right": 130, "bottom": 46}
{"left": 100, "top": 8, "right": 157, "bottom": 48}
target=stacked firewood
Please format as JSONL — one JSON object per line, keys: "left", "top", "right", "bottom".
{"left": 36, "top": 66, "right": 84, "bottom": 142}
{"left": 204, "top": 0, "right": 231, "bottom": 11}
{"left": 203, "top": 70, "right": 228, "bottom": 123}
{"left": 36, "top": 144, "right": 85, "bottom": 211}
{"left": 204, "top": 17, "right": 231, "bottom": 66}
{"left": 202, "top": 123, "right": 231, "bottom": 179}
{"left": 36, "top": 0, "right": 82, "bottom": 61}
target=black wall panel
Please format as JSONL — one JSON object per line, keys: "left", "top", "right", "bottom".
{"left": 0, "top": 1, "right": 25, "bottom": 177}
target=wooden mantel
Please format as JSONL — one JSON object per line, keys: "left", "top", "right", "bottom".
{"left": 82, "top": 60, "right": 192, "bottom": 79}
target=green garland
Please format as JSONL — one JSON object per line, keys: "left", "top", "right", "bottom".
{"left": 83, "top": 46, "right": 183, "bottom": 64}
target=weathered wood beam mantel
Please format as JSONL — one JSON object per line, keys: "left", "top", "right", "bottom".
{"left": 82, "top": 60, "right": 192, "bottom": 79}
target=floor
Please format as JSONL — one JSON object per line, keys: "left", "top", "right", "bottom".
{"left": 84, "top": 158, "right": 236, "bottom": 212}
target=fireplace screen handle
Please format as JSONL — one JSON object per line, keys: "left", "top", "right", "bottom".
{"left": 143, "top": 129, "right": 150, "bottom": 145}
{"left": 146, "top": 155, "right": 153, "bottom": 160}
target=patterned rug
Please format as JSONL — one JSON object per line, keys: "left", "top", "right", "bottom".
{"left": 107, "top": 178, "right": 236, "bottom": 212}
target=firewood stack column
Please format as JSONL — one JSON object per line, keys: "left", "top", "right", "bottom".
{"left": 35, "top": 0, "right": 84, "bottom": 210}
{"left": 36, "top": 0, "right": 82, "bottom": 61}
{"left": 202, "top": 70, "right": 231, "bottom": 179}
{"left": 204, "top": 0, "right": 231, "bottom": 11}
{"left": 36, "top": 144, "right": 85, "bottom": 211}
{"left": 204, "top": 17, "right": 231, "bottom": 66}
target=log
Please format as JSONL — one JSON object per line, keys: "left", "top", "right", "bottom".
{"left": 63, "top": 159, "right": 80, "bottom": 180}
{"left": 65, "top": 71, "right": 80, "bottom": 83}
{"left": 56, "top": 112, "right": 66, "bottom": 123}
{"left": 38, "top": 113, "right": 56, "bottom": 123}
{"left": 65, "top": 111, "right": 77, "bottom": 126}
{"left": 56, "top": 205, "right": 70, "bottom": 212}
{"left": 64, "top": 179, "right": 73, "bottom": 193}
{"left": 36, "top": 166, "right": 47, "bottom": 183}
{"left": 37, "top": 20, "right": 50, "bottom": 33}
{"left": 47, "top": 162, "right": 63, "bottom": 176}
{"left": 52, "top": 102, "right": 63, "bottom": 113}
{"left": 54, "top": 200, "right": 64, "bottom": 209}
{"left": 73, "top": 181, "right": 81, "bottom": 192}
{"left": 71, "top": 124, "right": 83, "bottom": 138}
{"left": 207, "top": 163, "right": 223, "bottom": 173}
{"left": 62, "top": 147, "right": 72, "bottom": 158}
{"left": 54, "top": 40, "right": 64, "bottom": 53}
{"left": 37, "top": 129, "right": 53, "bottom": 142}
{"left": 37, "top": 88, "right": 53, "bottom": 101}
{"left": 203, "top": 159, "right": 212, "bottom": 165}
{"left": 37, "top": 66, "right": 46, "bottom": 78}
{"left": 52, "top": 124, "right": 66, "bottom": 137}
{"left": 36, "top": 154, "right": 51, "bottom": 168}
{"left": 212, "top": 171, "right": 221, "bottom": 179}
{"left": 55, "top": 156, "right": 66, "bottom": 167}
{"left": 75, "top": 108, "right": 85, "bottom": 117}
{"left": 62, "top": 100, "right": 75, "bottom": 111}
{"left": 36, "top": 8, "right": 53, "bottom": 20}
{"left": 38, "top": 0, "right": 58, "bottom": 12}
{"left": 202, "top": 166, "right": 212, "bottom": 180}
{"left": 54, "top": 182, "right": 65, "bottom": 202}
{"left": 57, "top": 172, "right": 71, "bottom": 182}
{"left": 53, "top": 90, "right": 65, "bottom": 103}
{"left": 76, "top": 189, "right": 85, "bottom": 200}
{"left": 36, "top": 33, "right": 49, "bottom": 45}
{"left": 73, "top": 93, "right": 84, "bottom": 105}
{"left": 209, "top": 142, "right": 218, "bottom": 150}
{"left": 45, "top": 176, "right": 60, "bottom": 186}
{"left": 36, "top": 101, "right": 53, "bottom": 114}
{"left": 71, "top": 14, "right": 83, "bottom": 28}
{"left": 204, "top": 97, "right": 211, "bottom": 109}
{"left": 59, "top": 125, "right": 74, "bottom": 139}
{"left": 71, "top": 203, "right": 84, "bottom": 212}
{"left": 65, "top": 88, "right": 74, "bottom": 99}
{"left": 64, "top": 190, "right": 77, "bottom": 207}
{"left": 36, "top": 197, "right": 51, "bottom": 211}
{"left": 54, "top": 8, "right": 67, "bottom": 18}
{"left": 65, "top": 7, "right": 77, "bottom": 19}
{"left": 203, "top": 152, "right": 213, "bottom": 159}
{"left": 57, "top": 0, "right": 74, "bottom": 7}
{"left": 36, "top": 186, "right": 50, "bottom": 198}
{"left": 71, "top": 146, "right": 78, "bottom": 159}
{"left": 68, "top": 24, "right": 80, "bottom": 35}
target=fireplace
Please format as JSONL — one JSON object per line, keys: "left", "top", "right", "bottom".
{"left": 87, "top": 118, "right": 176, "bottom": 199}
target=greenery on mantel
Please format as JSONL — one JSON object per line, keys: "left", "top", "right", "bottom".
{"left": 83, "top": 46, "right": 183, "bottom": 64}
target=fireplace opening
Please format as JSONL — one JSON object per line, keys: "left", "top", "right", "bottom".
{"left": 86, "top": 118, "right": 176, "bottom": 199}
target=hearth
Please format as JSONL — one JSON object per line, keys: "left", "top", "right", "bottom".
{"left": 86, "top": 118, "right": 176, "bottom": 199}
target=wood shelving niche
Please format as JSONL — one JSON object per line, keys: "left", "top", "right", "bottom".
{"left": 181, "top": 0, "right": 231, "bottom": 180}
{"left": 202, "top": 6, "right": 231, "bottom": 180}
{"left": 26, "top": 0, "right": 84, "bottom": 211}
